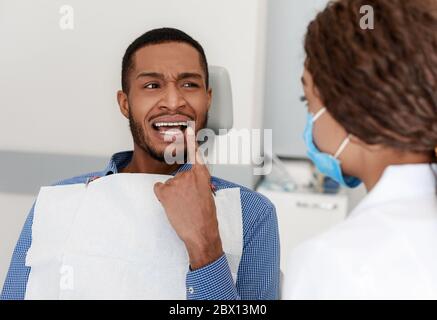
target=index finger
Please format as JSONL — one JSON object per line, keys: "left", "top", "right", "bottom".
{"left": 185, "top": 125, "right": 210, "bottom": 176}
{"left": 186, "top": 125, "right": 197, "bottom": 165}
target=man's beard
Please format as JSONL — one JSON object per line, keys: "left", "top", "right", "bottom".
{"left": 128, "top": 109, "right": 208, "bottom": 163}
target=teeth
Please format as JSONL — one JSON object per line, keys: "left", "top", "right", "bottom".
{"left": 163, "top": 129, "right": 183, "bottom": 136}
{"left": 154, "top": 121, "right": 189, "bottom": 127}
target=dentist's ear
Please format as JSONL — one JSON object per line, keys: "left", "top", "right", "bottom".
{"left": 117, "top": 90, "right": 130, "bottom": 119}
{"left": 349, "top": 134, "right": 384, "bottom": 152}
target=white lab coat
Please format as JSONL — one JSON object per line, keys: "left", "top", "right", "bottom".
{"left": 283, "top": 164, "right": 437, "bottom": 300}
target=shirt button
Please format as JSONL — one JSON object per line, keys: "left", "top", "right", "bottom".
{"left": 188, "top": 287, "right": 195, "bottom": 294}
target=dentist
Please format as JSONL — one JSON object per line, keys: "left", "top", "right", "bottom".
{"left": 284, "top": 0, "right": 437, "bottom": 299}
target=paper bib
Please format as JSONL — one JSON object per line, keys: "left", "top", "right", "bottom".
{"left": 25, "top": 173, "right": 243, "bottom": 299}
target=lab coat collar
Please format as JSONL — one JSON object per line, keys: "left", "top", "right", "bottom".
{"left": 351, "top": 163, "right": 437, "bottom": 216}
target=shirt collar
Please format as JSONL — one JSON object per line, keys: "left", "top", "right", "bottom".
{"left": 351, "top": 163, "right": 437, "bottom": 216}
{"left": 102, "top": 151, "right": 193, "bottom": 176}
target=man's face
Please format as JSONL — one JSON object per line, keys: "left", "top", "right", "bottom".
{"left": 119, "top": 42, "right": 211, "bottom": 162}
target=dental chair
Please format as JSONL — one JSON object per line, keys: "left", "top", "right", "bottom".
{"left": 206, "top": 66, "right": 234, "bottom": 134}
{"left": 207, "top": 66, "right": 260, "bottom": 189}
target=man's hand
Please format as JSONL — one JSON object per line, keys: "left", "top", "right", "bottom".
{"left": 153, "top": 127, "right": 223, "bottom": 270}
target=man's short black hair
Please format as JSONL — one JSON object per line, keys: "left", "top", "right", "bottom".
{"left": 121, "top": 27, "right": 209, "bottom": 93}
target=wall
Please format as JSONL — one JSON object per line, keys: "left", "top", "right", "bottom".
{"left": 263, "top": 0, "right": 329, "bottom": 158}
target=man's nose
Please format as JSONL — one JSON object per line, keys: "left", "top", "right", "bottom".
{"left": 160, "top": 83, "right": 186, "bottom": 110}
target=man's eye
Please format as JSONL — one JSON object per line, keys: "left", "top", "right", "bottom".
{"left": 182, "top": 82, "right": 199, "bottom": 88}
{"left": 144, "top": 83, "right": 160, "bottom": 89}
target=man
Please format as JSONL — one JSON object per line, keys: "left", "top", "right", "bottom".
{"left": 1, "top": 28, "right": 279, "bottom": 300}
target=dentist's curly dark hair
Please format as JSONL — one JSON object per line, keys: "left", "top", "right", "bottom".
{"left": 304, "top": 0, "right": 437, "bottom": 156}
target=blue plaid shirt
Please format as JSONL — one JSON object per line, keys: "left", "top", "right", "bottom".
{"left": 1, "top": 151, "right": 280, "bottom": 300}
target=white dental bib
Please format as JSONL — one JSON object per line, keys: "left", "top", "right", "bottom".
{"left": 24, "top": 173, "right": 243, "bottom": 300}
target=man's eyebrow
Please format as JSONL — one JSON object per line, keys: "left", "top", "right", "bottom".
{"left": 135, "top": 72, "right": 203, "bottom": 81}
{"left": 177, "top": 73, "right": 203, "bottom": 81}
{"left": 135, "top": 72, "right": 165, "bottom": 80}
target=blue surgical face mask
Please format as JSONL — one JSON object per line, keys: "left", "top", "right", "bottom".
{"left": 303, "top": 107, "right": 362, "bottom": 188}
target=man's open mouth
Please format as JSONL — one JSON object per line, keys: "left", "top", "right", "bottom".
{"left": 150, "top": 119, "right": 193, "bottom": 139}
{"left": 152, "top": 121, "right": 189, "bottom": 132}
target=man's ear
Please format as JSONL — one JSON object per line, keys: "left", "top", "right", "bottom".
{"left": 117, "top": 90, "right": 129, "bottom": 119}
{"left": 206, "top": 88, "right": 212, "bottom": 112}
{"left": 350, "top": 134, "right": 383, "bottom": 152}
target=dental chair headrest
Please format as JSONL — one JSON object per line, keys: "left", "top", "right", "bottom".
{"left": 207, "top": 66, "right": 233, "bottom": 135}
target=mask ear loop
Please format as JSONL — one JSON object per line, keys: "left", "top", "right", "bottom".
{"left": 312, "top": 107, "right": 326, "bottom": 122}
{"left": 334, "top": 134, "right": 351, "bottom": 159}
{"left": 312, "top": 107, "right": 350, "bottom": 159}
